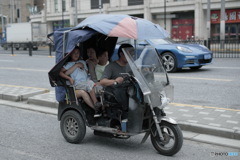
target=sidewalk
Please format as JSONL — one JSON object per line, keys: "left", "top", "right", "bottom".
{"left": 0, "top": 85, "right": 239, "bottom": 148}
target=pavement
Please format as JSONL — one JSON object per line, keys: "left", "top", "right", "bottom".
{"left": 0, "top": 84, "right": 240, "bottom": 149}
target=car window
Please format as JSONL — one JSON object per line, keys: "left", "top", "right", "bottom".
{"left": 150, "top": 38, "right": 176, "bottom": 45}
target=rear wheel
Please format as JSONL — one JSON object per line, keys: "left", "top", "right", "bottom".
{"left": 60, "top": 110, "right": 86, "bottom": 144}
{"left": 161, "top": 52, "right": 177, "bottom": 72}
{"left": 151, "top": 121, "right": 183, "bottom": 156}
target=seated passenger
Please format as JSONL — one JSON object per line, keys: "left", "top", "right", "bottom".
{"left": 100, "top": 44, "right": 134, "bottom": 86}
{"left": 59, "top": 46, "right": 101, "bottom": 117}
{"left": 86, "top": 47, "right": 98, "bottom": 82}
{"left": 95, "top": 48, "right": 109, "bottom": 81}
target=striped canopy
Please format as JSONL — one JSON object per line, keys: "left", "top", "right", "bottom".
{"left": 74, "top": 14, "right": 169, "bottom": 40}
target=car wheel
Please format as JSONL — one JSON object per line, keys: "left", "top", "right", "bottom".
{"left": 190, "top": 66, "right": 202, "bottom": 70}
{"left": 161, "top": 52, "right": 177, "bottom": 73}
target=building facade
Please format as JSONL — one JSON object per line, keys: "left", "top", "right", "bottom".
{"left": 22, "top": 0, "right": 240, "bottom": 40}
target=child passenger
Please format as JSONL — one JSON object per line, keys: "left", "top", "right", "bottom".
{"left": 59, "top": 46, "right": 101, "bottom": 117}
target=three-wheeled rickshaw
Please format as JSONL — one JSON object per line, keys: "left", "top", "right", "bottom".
{"left": 48, "top": 14, "right": 183, "bottom": 156}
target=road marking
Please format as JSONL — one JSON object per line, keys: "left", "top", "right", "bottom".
{"left": 203, "top": 117, "right": 214, "bottom": 121}
{"left": 226, "top": 120, "right": 238, "bottom": 124}
{"left": 220, "top": 114, "right": 232, "bottom": 118}
{"left": 0, "top": 60, "right": 14, "bottom": 62}
{"left": 187, "top": 120, "right": 198, "bottom": 123}
{"left": 171, "top": 103, "right": 240, "bottom": 112}
{"left": 206, "top": 66, "right": 240, "bottom": 70}
{"left": 0, "top": 84, "right": 49, "bottom": 91}
{"left": 170, "top": 76, "right": 233, "bottom": 82}
{"left": 0, "top": 67, "right": 48, "bottom": 72}
{"left": 199, "top": 112, "right": 209, "bottom": 115}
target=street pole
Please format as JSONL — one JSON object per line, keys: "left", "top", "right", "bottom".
{"left": 220, "top": 0, "right": 225, "bottom": 40}
{"left": 99, "top": 0, "right": 102, "bottom": 14}
{"left": 62, "top": 0, "right": 64, "bottom": 28}
{"left": 74, "top": 0, "right": 78, "bottom": 26}
{"left": 1, "top": 1, "right": 4, "bottom": 34}
{"left": 220, "top": 0, "right": 225, "bottom": 49}
{"left": 206, "top": 0, "right": 211, "bottom": 39}
{"left": 164, "top": 0, "right": 166, "bottom": 30}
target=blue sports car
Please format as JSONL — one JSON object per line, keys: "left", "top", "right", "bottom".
{"left": 113, "top": 38, "right": 213, "bottom": 72}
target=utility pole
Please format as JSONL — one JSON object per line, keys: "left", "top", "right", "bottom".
{"left": 206, "top": 0, "right": 211, "bottom": 39}
{"left": 74, "top": 0, "right": 78, "bottom": 26}
{"left": 62, "top": 0, "right": 64, "bottom": 28}
{"left": 1, "top": 0, "right": 4, "bottom": 32}
{"left": 220, "top": 0, "right": 225, "bottom": 40}
{"left": 220, "top": 0, "right": 225, "bottom": 49}
{"left": 99, "top": 0, "right": 102, "bottom": 14}
{"left": 164, "top": 0, "right": 166, "bottom": 30}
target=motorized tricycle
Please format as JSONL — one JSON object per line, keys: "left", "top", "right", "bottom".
{"left": 48, "top": 14, "right": 183, "bottom": 156}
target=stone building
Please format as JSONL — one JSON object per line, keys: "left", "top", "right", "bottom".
{"left": 2, "top": 0, "right": 240, "bottom": 40}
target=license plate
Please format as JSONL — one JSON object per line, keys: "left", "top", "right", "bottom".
{"left": 204, "top": 54, "right": 211, "bottom": 59}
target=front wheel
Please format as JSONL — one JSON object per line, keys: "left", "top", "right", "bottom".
{"left": 151, "top": 121, "right": 183, "bottom": 156}
{"left": 60, "top": 110, "right": 86, "bottom": 144}
{"left": 161, "top": 52, "right": 178, "bottom": 73}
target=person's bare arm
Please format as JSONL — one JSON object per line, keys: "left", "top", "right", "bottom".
{"left": 100, "top": 77, "right": 124, "bottom": 86}
{"left": 59, "top": 67, "right": 74, "bottom": 85}
{"left": 64, "top": 62, "right": 84, "bottom": 76}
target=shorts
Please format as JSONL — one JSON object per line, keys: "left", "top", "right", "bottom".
{"left": 75, "top": 80, "right": 95, "bottom": 92}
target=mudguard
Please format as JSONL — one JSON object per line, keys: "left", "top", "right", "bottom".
{"left": 160, "top": 116, "right": 177, "bottom": 124}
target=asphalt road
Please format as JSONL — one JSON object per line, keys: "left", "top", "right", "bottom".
{"left": 0, "top": 48, "right": 239, "bottom": 110}
{"left": 0, "top": 104, "right": 239, "bottom": 160}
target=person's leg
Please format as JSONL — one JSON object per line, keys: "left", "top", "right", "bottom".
{"left": 89, "top": 88, "right": 98, "bottom": 105}
{"left": 75, "top": 90, "right": 95, "bottom": 110}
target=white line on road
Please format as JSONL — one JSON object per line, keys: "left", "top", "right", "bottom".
{"left": 169, "top": 76, "right": 233, "bottom": 82}
{"left": 0, "top": 60, "right": 14, "bottom": 62}
{"left": 206, "top": 66, "right": 240, "bottom": 70}
{"left": 0, "top": 67, "right": 48, "bottom": 72}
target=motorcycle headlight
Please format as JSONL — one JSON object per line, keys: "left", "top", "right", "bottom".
{"left": 177, "top": 46, "right": 192, "bottom": 53}
{"left": 160, "top": 95, "right": 170, "bottom": 108}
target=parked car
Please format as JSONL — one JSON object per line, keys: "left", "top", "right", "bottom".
{"left": 113, "top": 38, "right": 213, "bottom": 72}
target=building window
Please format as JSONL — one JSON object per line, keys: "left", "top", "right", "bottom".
{"left": 91, "top": 0, "right": 110, "bottom": 9}
{"left": 54, "top": 0, "right": 58, "bottom": 12}
{"left": 128, "top": 0, "right": 143, "bottom": 6}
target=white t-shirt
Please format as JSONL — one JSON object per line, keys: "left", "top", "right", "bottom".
{"left": 95, "top": 61, "right": 109, "bottom": 80}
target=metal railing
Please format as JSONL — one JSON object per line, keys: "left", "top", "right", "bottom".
{"left": 177, "top": 39, "right": 240, "bottom": 58}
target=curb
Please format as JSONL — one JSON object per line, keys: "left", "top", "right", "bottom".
{"left": 27, "top": 97, "right": 58, "bottom": 108}
{"left": 0, "top": 90, "right": 49, "bottom": 102}
{"left": 179, "top": 121, "right": 240, "bottom": 140}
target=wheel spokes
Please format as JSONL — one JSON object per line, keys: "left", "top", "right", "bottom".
{"left": 66, "top": 118, "right": 78, "bottom": 136}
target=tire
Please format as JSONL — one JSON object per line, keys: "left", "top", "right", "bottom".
{"left": 190, "top": 66, "right": 202, "bottom": 70}
{"left": 151, "top": 121, "right": 183, "bottom": 156}
{"left": 60, "top": 110, "right": 86, "bottom": 144}
{"left": 161, "top": 52, "right": 177, "bottom": 73}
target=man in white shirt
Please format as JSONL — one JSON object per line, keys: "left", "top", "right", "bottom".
{"left": 95, "top": 48, "right": 109, "bottom": 81}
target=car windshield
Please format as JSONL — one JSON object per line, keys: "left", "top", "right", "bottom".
{"left": 123, "top": 46, "right": 169, "bottom": 96}
{"left": 149, "top": 38, "right": 176, "bottom": 45}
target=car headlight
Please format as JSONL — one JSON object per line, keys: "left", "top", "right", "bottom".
{"left": 177, "top": 46, "right": 192, "bottom": 53}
